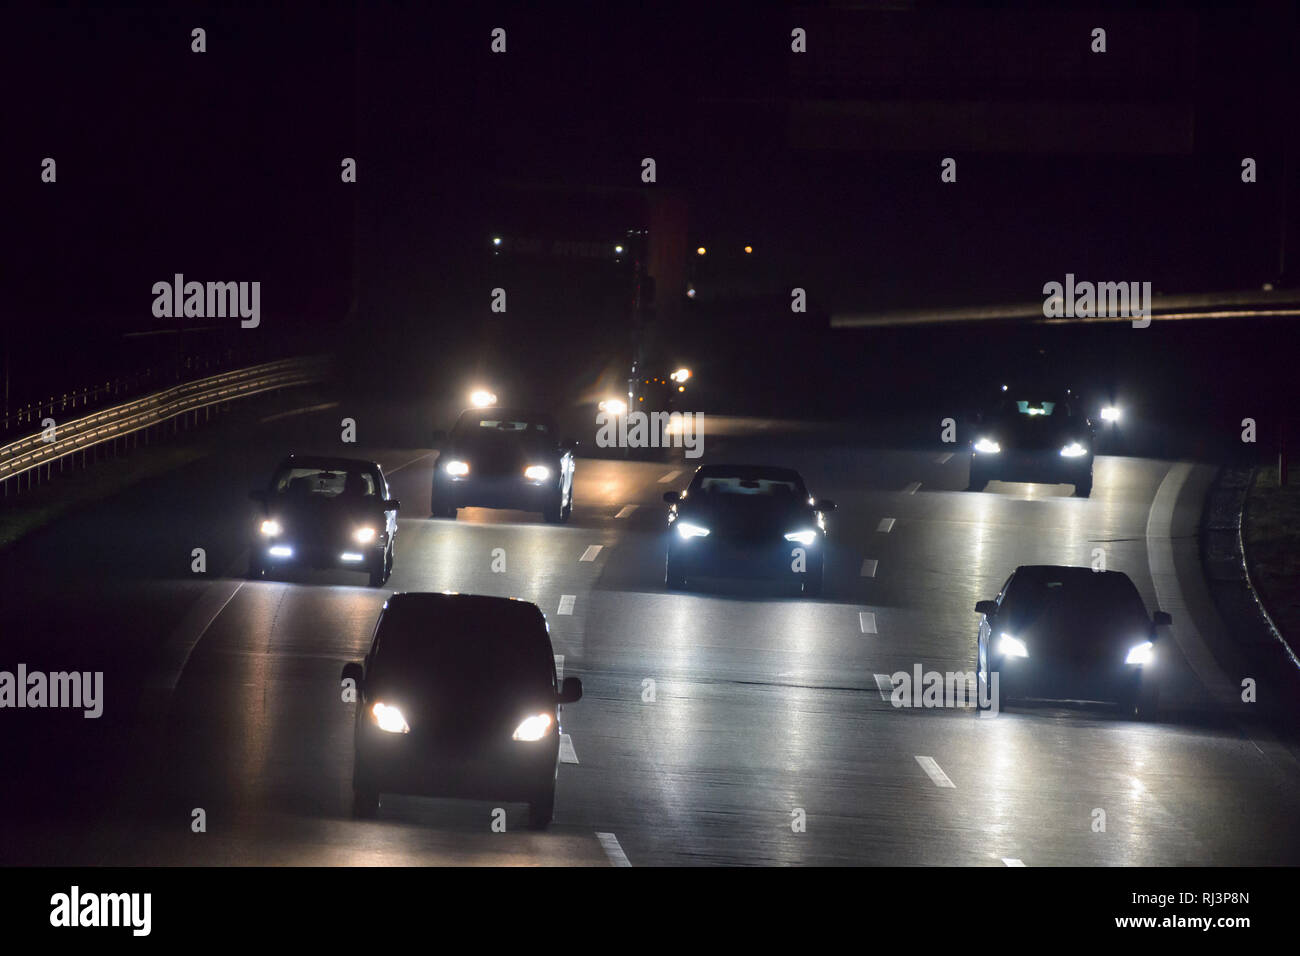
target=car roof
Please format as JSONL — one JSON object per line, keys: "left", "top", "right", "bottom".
{"left": 278, "top": 454, "right": 382, "bottom": 472}
{"left": 1011, "top": 566, "right": 1140, "bottom": 596}
{"left": 378, "top": 592, "right": 547, "bottom": 634}
{"left": 691, "top": 463, "right": 804, "bottom": 483}
{"left": 456, "top": 407, "right": 555, "bottom": 423}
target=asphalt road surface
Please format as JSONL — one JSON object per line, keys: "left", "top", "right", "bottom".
{"left": 2, "top": 405, "right": 1298, "bottom": 866}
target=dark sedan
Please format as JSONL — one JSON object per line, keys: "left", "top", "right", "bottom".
{"left": 341, "top": 592, "right": 583, "bottom": 828}
{"left": 974, "top": 565, "right": 1171, "bottom": 718}
{"left": 663, "top": 464, "right": 835, "bottom": 595}
{"left": 968, "top": 387, "right": 1095, "bottom": 496}
{"left": 431, "top": 408, "right": 575, "bottom": 522}
{"left": 249, "top": 455, "right": 399, "bottom": 587}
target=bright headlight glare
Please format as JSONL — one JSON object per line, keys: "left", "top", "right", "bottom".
{"left": 1126, "top": 641, "right": 1155, "bottom": 665}
{"left": 997, "top": 633, "right": 1029, "bottom": 658}
{"left": 675, "top": 521, "right": 710, "bottom": 539}
{"left": 599, "top": 398, "right": 627, "bottom": 416}
{"left": 260, "top": 519, "right": 282, "bottom": 536}
{"left": 469, "top": 389, "right": 497, "bottom": 408}
{"left": 784, "top": 530, "right": 818, "bottom": 546}
{"left": 1100, "top": 406, "right": 1122, "bottom": 422}
{"left": 445, "top": 460, "right": 469, "bottom": 476}
{"left": 353, "top": 526, "right": 377, "bottom": 544}
{"left": 523, "top": 465, "right": 550, "bottom": 481}
{"left": 512, "top": 712, "right": 553, "bottom": 741}
{"left": 974, "top": 437, "right": 1001, "bottom": 454}
{"left": 371, "top": 702, "right": 410, "bottom": 734}
{"left": 1060, "top": 442, "right": 1089, "bottom": 457}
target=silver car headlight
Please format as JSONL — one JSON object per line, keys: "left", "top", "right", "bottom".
{"left": 783, "top": 530, "right": 818, "bottom": 546}
{"left": 260, "top": 519, "right": 282, "bottom": 536}
{"left": 444, "top": 460, "right": 470, "bottom": 476}
{"left": 1060, "top": 442, "right": 1089, "bottom": 457}
{"left": 512, "top": 713, "right": 553, "bottom": 741}
{"left": 523, "top": 465, "right": 550, "bottom": 481}
{"left": 353, "top": 526, "right": 378, "bottom": 544}
{"left": 370, "top": 702, "right": 410, "bottom": 734}
{"left": 974, "top": 437, "right": 1001, "bottom": 454}
{"left": 997, "top": 633, "right": 1029, "bottom": 658}
{"left": 675, "top": 521, "right": 710, "bottom": 539}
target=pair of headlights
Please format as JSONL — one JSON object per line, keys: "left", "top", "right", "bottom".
{"left": 996, "top": 632, "right": 1155, "bottom": 665}
{"left": 972, "top": 438, "right": 1089, "bottom": 457}
{"left": 369, "top": 702, "right": 553, "bottom": 741}
{"left": 674, "top": 522, "right": 818, "bottom": 545}
{"left": 443, "top": 461, "right": 550, "bottom": 481}
{"left": 260, "top": 519, "right": 377, "bottom": 544}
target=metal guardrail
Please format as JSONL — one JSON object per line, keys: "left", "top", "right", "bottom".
{"left": 0, "top": 356, "right": 330, "bottom": 487}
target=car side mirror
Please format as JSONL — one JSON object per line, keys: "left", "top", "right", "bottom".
{"left": 817, "top": 499, "right": 837, "bottom": 513}
{"left": 249, "top": 490, "right": 267, "bottom": 503}
{"left": 340, "top": 661, "right": 363, "bottom": 690}
{"left": 663, "top": 491, "right": 680, "bottom": 504}
{"left": 383, "top": 498, "right": 400, "bottom": 511}
{"left": 974, "top": 600, "right": 998, "bottom": 616}
{"left": 1152, "top": 611, "right": 1172, "bottom": 627}
{"left": 558, "top": 676, "right": 583, "bottom": 704}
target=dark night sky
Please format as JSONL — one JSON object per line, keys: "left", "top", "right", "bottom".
{"left": 5, "top": 2, "right": 1297, "bottom": 405}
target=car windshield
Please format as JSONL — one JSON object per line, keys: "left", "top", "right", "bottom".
{"left": 697, "top": 475, "right": 801, "bottom": 497}
{"left": 273, "top": 466, "right": 377, "bottom": 499}
{"left": 1004, "top": 572, "right": 1149, "bottom": 638}
{"left": 370, "top": 602, "right": 553, "bottom": 696}
{"left": 454, "top": 413, "right": 552, "bottom": 437}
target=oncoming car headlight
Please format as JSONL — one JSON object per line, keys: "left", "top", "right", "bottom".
{"left": 370, "top": 702, "right": 410, "bottom": 734}
{"left": 783, "top": 530, "right": 818, "bottom": 546}
{"left": 353, "top": 526, "right": 377, "bottom": 544}
{"left": 997, "top": 633, "right": 1029, "bottom": 658}
{"left": 260, "top": 519, "right": 282, "bottom": 536}
{"left": 1125, "top": 641, "right": 1155, "bottom": 665}
{"left": 1060, "top": 442, "right": 1089, "bottom": 458}
{"left": 512, "top": 713, "right": 553, "bottom": 741}
{"left": 1100, "top": 406, "right": 1122, "bottom": 423}
{"left": 675, "top": 521, "right": 710, "bottom": 539}
{"left": 974, "top": 437, "right": 1001, "bottom": 454}
{"left": 444, "top": 460, "right": 469, "bottom": 476}
{"left": 598, "top": 398, "right": 628, "bottom": 416}
{"left": 523, "top": 465, "right": 550, "bottom": 481}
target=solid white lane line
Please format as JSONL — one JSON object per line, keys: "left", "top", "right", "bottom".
{"left": 903, "top": 481, "right": 921, "bottom": 494}
{"left": 558, "top": 595, "right": 576, "bottom": 615}
{"left": 615, "top": 504, "right": 637, "bottom": 518}
{"left": 877, "top": 517, "right": 895, "bottom": 532}
{"left": 580, "top": 545, "right": 603, "bottom": 562}
{"left": 936, "top": 452, "right": 955, "bottom": 464}
{"left": 387, "top": 452, "right": 434, "bottom": 475}
{"left": 559, "top": 734, "right": 579, "bottom": 764}
{"left": 915, "top": 755, "right": 955, "bottom": 788}
{"left": 554, "top": 655, "right": 564, "bottom": 680}
{"left": 596, "top": 832, "right": 632, "bottom": 867}
{"left": 860, "top": 558, "right": 878, "bottom": 578}
{"left": 874, "top": 673, "right": 895, "bottom": 702}
{"left": 657, "top": 470, "right": 681, "bottom": 483}
{"left": 859, "top": 611, "right": 877, "bottom": 634}
{"left": 1002, "top": 858, "right": 1026, "bottom": 867}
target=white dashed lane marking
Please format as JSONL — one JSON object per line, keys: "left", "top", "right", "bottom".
{"left": 1002, "top": 858, "right": 1026, "bottom": 867}
{"left": 615, "top": 504, "right": 637, "bottom": 518}
{"left": 559, "top": 734, "right": 579, "bottom": 764}
{"left": 903, "top": 481, "right": 921, "bottom": 494}
{"left": 935, "top": 452, "right": 955, "bottom": 464}
{"left": 877, "top": 518, "right": 895, "bottom": 533}
{"left": 596, "top": 832, "right": 632, "bottom": 867}
{"left": 580, "top": 545, "right": 603, "bottom": 562}
{"left": 557, "top": 595, "right": 576, "bottom": 615}
{"left": 860, "top": 559, "right": 878, "bottom": 578}
{"left": 915, "top": 756, "right": 956, "bottom": 788}
{"left": 859, "top": 611, "right": 877, "bottom": 634}
{"left": 554, "top": 655, "right": 564, "bottom": 679}
{"left": 657, "top": 470, "right": 681, "bottom": 483}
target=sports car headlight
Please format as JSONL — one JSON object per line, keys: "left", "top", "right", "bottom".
{"left": 675, "top": 521, "right": 710, "bottom": 539}
{"left": 974, "top": 437, "right": 1001, "bottom": 454}
{"left": 512, "top": 713, "right": 553, "bottom": 741}
{"left": 353, "top": 526, "right": 378, "bottom": 544}
{"left": 444, "top": 460, "right": 469, "bottom": 476}
{"left": 1125, "top": 641, "right": 1155, "bottom": 665}
{"left": 1060, "top": 442, "right": 1089, "bottom": 457}
{"left": 523, "top": 465, "right": 550, "bottom": 481}
{"left": 370, "top": 702, "right": 410, "bottom": 734}
{"left": 784, "top": 530, "right": 818, "bottom": 546}
{"left": 997, "top": 633, "right": 1029, "bottom": 658}
{"left": 260, "top": 519, "right": 282, "bottom": 536}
